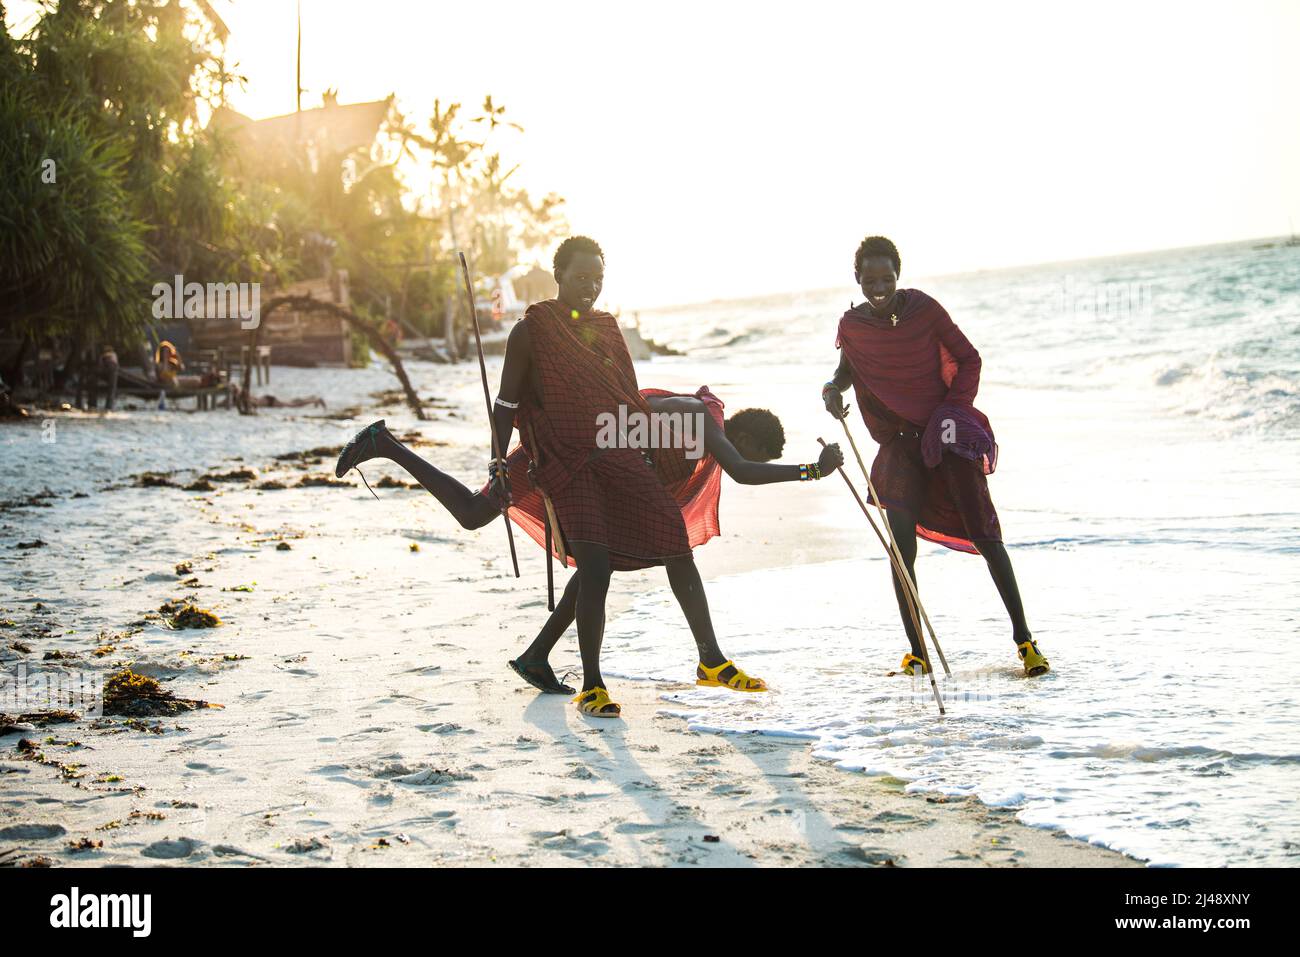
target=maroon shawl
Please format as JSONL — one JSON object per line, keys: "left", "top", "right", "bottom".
{"left": 515, "top": 300, "right": 693, "bottom": 494}
{"left": 493, "top": 386, "right": 726, "bottom": 567}
{"left": 836, "top": 289, "right": 997, "bottom": 475}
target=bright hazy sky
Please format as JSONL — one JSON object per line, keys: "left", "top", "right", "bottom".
{"left": 9, "top": 1, "right": 1300, "bottom": 307}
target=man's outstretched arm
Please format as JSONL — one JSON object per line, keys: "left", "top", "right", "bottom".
{"left": 648, "top": 395, "right": 842, "bottom": 485}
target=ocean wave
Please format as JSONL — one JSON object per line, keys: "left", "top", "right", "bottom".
{"left": 1047, "top": 743, "right": 1300, "bottom": 765}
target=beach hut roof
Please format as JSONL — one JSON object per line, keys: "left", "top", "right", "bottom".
{"left": 210, "top": 96, "right": 395, "bottom": 155}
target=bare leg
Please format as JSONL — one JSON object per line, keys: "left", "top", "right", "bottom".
{"left": 885, "top": 507, "right": 925, "bottom": 660}
{"left": 511, "top": 574, "right": 580, "bottom": 692}
{"left": 343, "top": 424, "right": 498, "bottom": 529}
{"left": 663, "top": 555, "right": 727, "bottom": 668}
{"left": 568, "top": 542, "right": 612, "bottom": 692}
{"left": 972, "top": 539, "right": 1032, "bottom": 645}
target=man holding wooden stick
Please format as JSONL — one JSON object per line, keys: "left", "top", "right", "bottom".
{"left": 822, "top": 235, "right": 1050, "bottom": 678}
{"left": 339, "top": 237, "right": 770, "bottom": 716}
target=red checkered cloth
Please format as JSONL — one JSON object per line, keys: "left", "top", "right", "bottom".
{"left": 837, "top": 290, "right": 1002, "bottom": 553}
{"left": 493, "top": 301, "right": 704, "bottom": 570}
{"left": 488, "top": 386, "right": 726, "bottom": 570}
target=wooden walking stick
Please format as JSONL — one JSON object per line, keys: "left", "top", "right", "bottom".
{"left": 822, "top": 435, "right": 949, "bottom": 676}
{"left": 458, "top": 251, "right": 519, "bottom": 578}
{"left": 820, "top": 439, "right": 945, "bottom": 715}
{"left": 834, "top": 416, "right": 951, "bottom": 675}
{"left": 818, "top": 438, "right": 925, "bottom": 642}
{"left": 526, "top": 422, "right": 567, "bottom": 611}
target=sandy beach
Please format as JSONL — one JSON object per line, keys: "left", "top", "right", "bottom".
{"left": 0, "top": 360, "right": 1137, "bottom": 868}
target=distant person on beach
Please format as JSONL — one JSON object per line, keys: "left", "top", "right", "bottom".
{"left": 337, "top": 236, "right": 781, "bottom": 716}
{"left": 822, "top": 235, "right": 1049, "bottom": 677}
{"left": 154, "top": 340, "right": 218, "bottom": 393}
{"left": 155, "top": 340, "right": 183, "bottom": 388}
{"left": 99, "top": 344, "right": 119, "bottom": 411}
{"left": 227, "top": 382, "right": 325, "bottom": 409}
{"left": 36, "top": 338, "right": 55, "bottom": 393}
{"left": 337, "top": 391, "right": 843, "bottom": 695}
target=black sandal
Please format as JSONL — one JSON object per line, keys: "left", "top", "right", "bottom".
{"left": 335, "top": 419, "right": 388, "bottom": 478}
{"left": 508, "top": 659, "right": 576, "bottom": 695}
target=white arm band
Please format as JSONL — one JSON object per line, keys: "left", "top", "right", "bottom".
{"left": 494, "top": 396, "right": 519, "bottom": 410}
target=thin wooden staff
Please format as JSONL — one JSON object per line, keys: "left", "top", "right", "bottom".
{"left": 820, "top": 440, "right": 946, "bottom": 715}
{"left": 458, "top": 251, "right": 519, "bottom": 578}
{"left": 817, "top": 437, "right": 924, "bottom": 638}
{"left": 831, "top": 417, "right": 951, "bottom": 676}
{"left": 525, "top": 422, "right": 568, "bottom": 610}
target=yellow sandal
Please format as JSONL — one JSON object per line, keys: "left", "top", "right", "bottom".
{"left": 696, "top": 660, "right": 768, "bottom": 692}
{"left": 1018, "top": 640, "right": 1051, "bottom": 677}
{"left": 572, "top": 686, "right": 621, "bottom": 718}
{"left": 900, "top": 653, "right": 931, "bottom": 676}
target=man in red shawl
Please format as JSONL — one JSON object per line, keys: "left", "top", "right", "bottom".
{"left": 822, "top": 236, "right": 1050, "bottom": 677}
{"left": 337, "top": 238, "right": 832, "bottom": 715}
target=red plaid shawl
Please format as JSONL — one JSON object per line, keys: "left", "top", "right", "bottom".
{"left": 836, "top": 290, "right": 1001, "bottom": 553}
{"left": 494, "top": 384, "right": 726, "bottom": 569}
{"left": 493, "top": 301, "right": 707, "bottom": 569}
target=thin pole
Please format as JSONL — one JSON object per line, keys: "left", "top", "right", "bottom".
{"left": 820, "top": 436, "right": 948, "bottom": 672}
{"left": 833, "top": 418, "right": 951, "bottom": 676}
{"left": 818, "top": 436, "right": 925, "bottom": 640}
{"left": 821, "top": 439, "right": 946, "bottom": 715}
{"left": 459, "top": 251, "right": 520, "bottom": 577}
{"left": 837, "top": 418, "right": 951, "bottom": 670}
{"left": 295, "top": 0, "right": 302, "bottom": 114}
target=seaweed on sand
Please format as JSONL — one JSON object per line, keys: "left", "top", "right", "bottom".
{"left": 274, "top": 445, "right": 342, "bottom": 463}
{"left": 135, "top": 472, "right": 177, "bottom": 488}
{"left": 159, "top": 600, "right": 221, "bottom": 629}
{"left": 102, "top": 668, "right": 219, "bottom": 717}
{"left": 297, "top": 475, "right": 352, "bottom": 488}
{"left": 204, "top": 468, "right": 258, "bottom": 482}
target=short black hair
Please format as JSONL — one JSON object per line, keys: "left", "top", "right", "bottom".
{"left": 854, "top": 235, "right": 900, "bottom": 277}
{"left": 554, "top": 236, "right": 605, "bottom": 275}
{"left": 725, "top": 408, "right": 785, "bottom": 459}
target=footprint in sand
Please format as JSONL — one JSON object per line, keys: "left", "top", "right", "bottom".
{"left": 871, "top": 810, "right": 924, "bottom": 825}
{"left": 0, "top": 822, "right": 66, "bottom": 840}
{"left": 416, "top": 723, "right": 472, "bottom": 736}
{"left": 212, "top": 845, "right": 269, "bottom": 861}
{"left": 531, "top": 829, "right": 609, "bottom": 858}
{"left": 840, "top": 845, "right": 900, "bottom": 866}
{"left": 711, "top": 782, "right": 751, "bottom": 796}
{"left": 400, "top": 665, "right": 442, "bottom": 677}
{"left": 308, "top": 763, "right": 350, "bottom": 776}
{"left": 613, "top": 821, "right": 672, "bottom": 834}
{"left": 835, "top": 823, "right": 887, "bottom": 834}
{"left": 342, "top": 726, "right": 392, "bottom": 738}
{"left": 141, "top": 837, "right": 204, "bottom": 859}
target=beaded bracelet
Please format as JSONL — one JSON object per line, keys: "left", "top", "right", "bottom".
{"left": 798, "top": 463, "right": 823, "bottom": 482}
